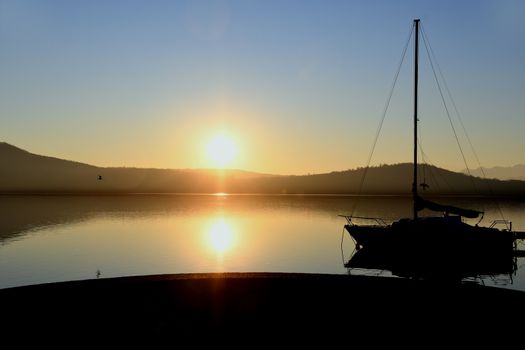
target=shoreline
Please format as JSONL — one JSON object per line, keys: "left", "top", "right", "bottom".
{"left": 1, "top": 272, "right": 523, "bottom": 341}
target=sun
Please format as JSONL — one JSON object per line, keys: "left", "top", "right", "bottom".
{"left": 206, "top": 133, "right": 237, "bottom": 168}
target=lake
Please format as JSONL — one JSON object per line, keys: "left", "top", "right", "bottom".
{"left": 1, "top": 194, "right": 525, "bottom": 290}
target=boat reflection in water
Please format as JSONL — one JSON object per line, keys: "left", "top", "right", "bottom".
{"left": 345, "top": 245, "right": 518, "bottom": 283}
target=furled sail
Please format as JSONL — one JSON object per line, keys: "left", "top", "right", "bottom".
{"left": 415, "top": 196, "right": 482, "bottom": 219}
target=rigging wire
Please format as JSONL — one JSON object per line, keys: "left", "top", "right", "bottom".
{"left": 418, "top": 145, "right": 441, "bottom": 193}
{"left": 419, "top": 145, "right": 487, "bottom": 225}
{"left": 417, "top": 123, "right": 429, "bottom": 189}
{"left": 350, "top": 23, "right": 414, "bottom": 216}
{"left": 417, "top": 121, "right": 443, "bottom": 192}
{"left": 420, "top": 28, "right": 477, "bottom": 193}
{"left": 421, "top": 25, "right": 486, "bottom": 178}
{"left": 340, "top": 226, "right": 346, "bottom": 265}
{"left": 417, "top": 131, "right": 453, "bottom": 193}
{"left": 417, "top": 129, "right": 432, "bottom": 190}
{"left": 421, "top": 24, "right": 507, "bottom": 223}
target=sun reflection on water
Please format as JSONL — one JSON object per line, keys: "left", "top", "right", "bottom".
{"left": 207, "top": 217, "right": 236, "bottom": 255}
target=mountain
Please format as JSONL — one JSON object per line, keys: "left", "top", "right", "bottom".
{"left": 240, "top": 165, "right": 525, "bottom": 196}
{"left": 0, "top": 142, "right": 272, "bottom": 193}
{"left": 464, "top": 165, "right": 525, "bottom": 181}
{"left": 1, "top": 142, "right": 525, "bottom": 196}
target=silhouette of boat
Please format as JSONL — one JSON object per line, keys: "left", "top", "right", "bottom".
{"left": 341, "top": 20, "right": 525, "bottom": 268}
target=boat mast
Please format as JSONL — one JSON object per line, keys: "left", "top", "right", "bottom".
{"left": 413, "top": 19, "right": 420, "bottom": 220}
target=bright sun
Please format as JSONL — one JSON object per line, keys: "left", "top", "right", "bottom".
{"left": 206, "top": 134, "right": 237, "bottom": 168}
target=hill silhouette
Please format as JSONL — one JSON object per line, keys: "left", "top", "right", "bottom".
{"left": 2, "top": 142, "right": 525, "bottom": 196}
{"left": 0, "top": 142, "right": 273, "bottom": 193}
{"left": 464, "top": 165, "right": 525, "bottom": 181}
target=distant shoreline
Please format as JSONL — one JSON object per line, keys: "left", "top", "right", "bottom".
{"left": 2, "top": 192, "right": 525, "bottom": 200}
{"left": 3, "top": 142, "right": 525, "bottom": 197}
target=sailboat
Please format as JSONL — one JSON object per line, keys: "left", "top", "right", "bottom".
{"left": 341, "top": 19, "right": 525, "bottom": 270}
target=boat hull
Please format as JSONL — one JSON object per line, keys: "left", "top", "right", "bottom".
{"left": 345, "top": 217, "right": 515, "bottom": 254}
{"left": 344, "top": 217, "right": 517, "bottom": 279}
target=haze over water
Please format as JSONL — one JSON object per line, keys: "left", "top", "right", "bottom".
{"left": 1, "top": 194, "right": 524, "bottom": 290}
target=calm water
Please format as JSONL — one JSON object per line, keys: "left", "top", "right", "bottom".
{"left": 1, "top": 194, "right": 525, "bottom": 290}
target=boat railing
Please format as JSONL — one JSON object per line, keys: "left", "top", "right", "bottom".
{"left": 489, "top": 220, "right": 512, "bottom": 231}
{"left": 338, "top": 215, "right": 389, "bottom": 227}
{"left": 486, "top": 220, "right": 525, "bottom": 241}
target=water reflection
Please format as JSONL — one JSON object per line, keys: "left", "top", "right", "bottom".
{"left": 207, "top": 217, "right": 236, "bottom": 255}
{"left": 1, "top": 195, "right": 524, "bottom": 290}
{"left": 345, "top": 246, "right": 518, "bottom": 283}
{"left": 2, "top": 195, "right": 524, "bottom": 245}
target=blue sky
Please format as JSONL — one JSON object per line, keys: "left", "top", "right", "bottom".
{"left": 1, "top": 0, "right": 524, "bottom": 174}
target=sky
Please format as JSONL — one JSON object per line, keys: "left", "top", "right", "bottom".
{"left": 1, "top": 0, "right": 524, "bottom": 175}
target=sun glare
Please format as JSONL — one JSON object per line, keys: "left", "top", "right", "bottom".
{"left": 206, "top": 134, "right": 237, "bottom": 168}
{"left": 208, "top": 218, "right": 235, "bottom": 254}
